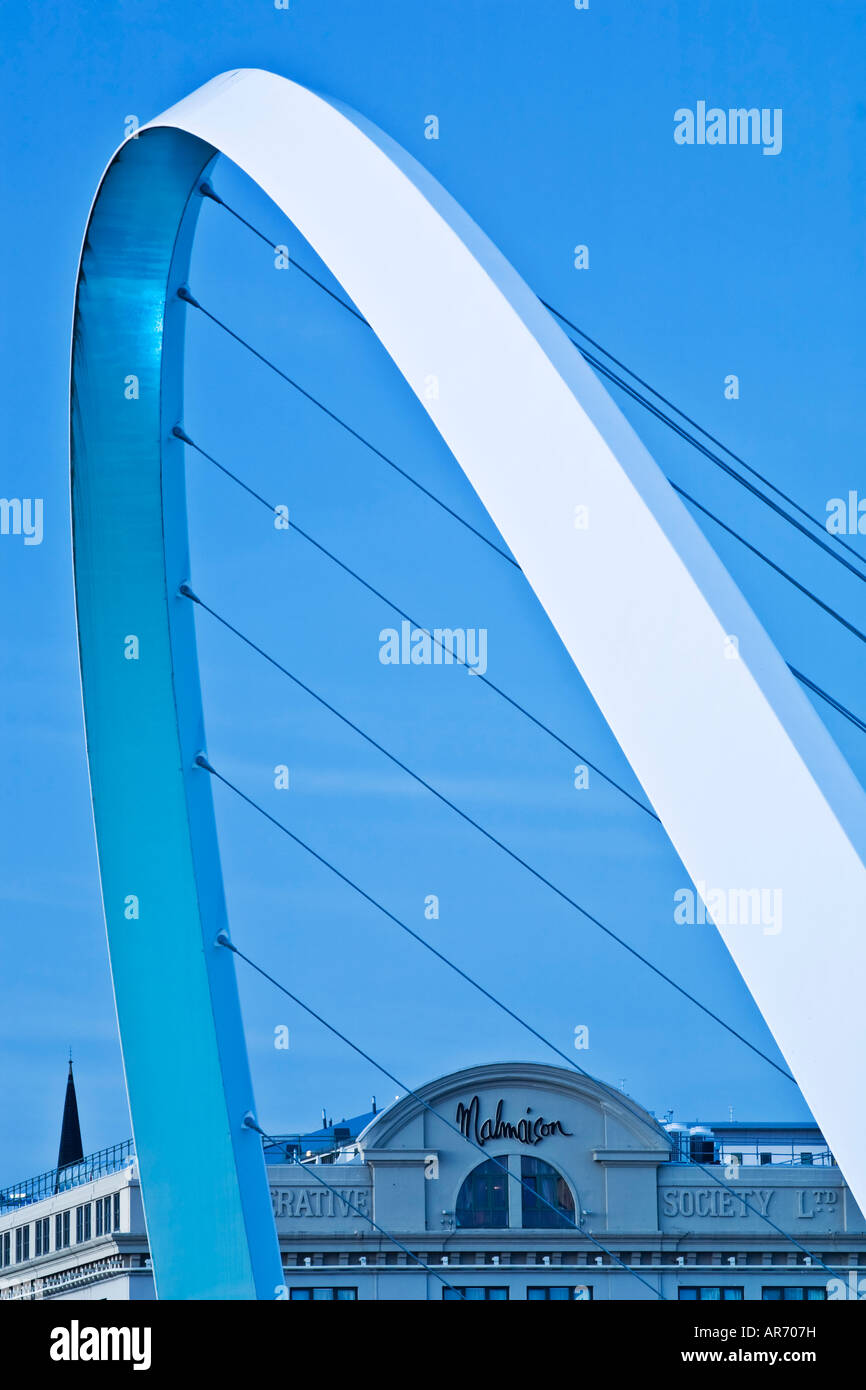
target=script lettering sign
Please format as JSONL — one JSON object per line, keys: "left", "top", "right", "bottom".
{"left": 456, "top": 1096, "right": 573, "bottom": 1147}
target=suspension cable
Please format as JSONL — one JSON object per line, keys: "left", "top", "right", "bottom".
{"left": 221, "top": 931, "right": 844, "bottom": 1289}
{"left": 177, "top": 287, "right": 516, "bottom": 569}
{"left": 176, "top": 426, "right": 659, "bottom": 820}
{"left": 177, "top": 426, "right": 866, "bottom": 746}
{"left": 194, "top": 750, "right": 794, "bottom": 1081}
{"left": 542, "top": 297, "right": 866, "bottom": 581}
{"left": 245, "top": 1120, "right": 463, "bottom": 1297}
{"left": 179, "top": 286, "right": 866, "bottom": 714}
{"left": 197, "top": 182, "right": 866, "bottom": 587}
{"left": 184, "top": 189, "right": 856, "bottom": 1288}
{"left": 216, "top": 929, "right": 667, "bottom": 1299}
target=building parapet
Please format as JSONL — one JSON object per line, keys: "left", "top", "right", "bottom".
{"left": 0, "top": 1252, "right": 151, "bottom": 1301}
{"left": 0, "top": 1141, "right": 134, "bottom": 1213}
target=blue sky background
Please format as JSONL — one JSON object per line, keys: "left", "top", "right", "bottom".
{"left": 1, "top": 0, "right": 865, "bottom": 1180}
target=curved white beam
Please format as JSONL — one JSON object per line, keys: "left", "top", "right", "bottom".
{"left": 144, "top": 72, "right": 865, "bottom": 1200}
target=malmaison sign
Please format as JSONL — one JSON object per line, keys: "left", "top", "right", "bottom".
{"left": 456, "top": 1096, "right": 573, "bottom": 1148}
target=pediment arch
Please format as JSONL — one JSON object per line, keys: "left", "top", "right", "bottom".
{"left": 356, "top": 1061, "right": 671, "bottom": 1157}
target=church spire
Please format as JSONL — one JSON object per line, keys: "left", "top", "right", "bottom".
{"left": 57, "top": 1052, "right": 84, "bottom": 1171}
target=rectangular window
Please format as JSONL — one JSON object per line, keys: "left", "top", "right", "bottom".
{"left": 679, "top": 1287, "right": 744, "bottom": 1301}
{"left": 103, "top": 1196, "right": 112, "bottom": 1233}
{"left": 0, "top": 1232, "right": 9, "bottom": 1268}
{"left": 288, "top": 1287, "right": 358, "bottom": 1301}
{"left": 442, "top": 1286, "right": 510, "bottom": 1301}
{"left": 95, "top": 1200, "right": 103, "bottom": 1237}
{"left": 113, "top": 1192, "right": 121, "bottom": 1232}
{"left": 55, "top": 1211, "right": 71, "bottom": 1250}
{"left": 34, "top": 1217, "right": 50, "bottom": 1257}
{"left": 527, "top": 1286, "right": 593, "bottom": 1301}
{"left": 75, "top": 1204, "right": 92, "bottom": 1244}
{"left": 14, "top": 1225, "right": 30, "bottom": 1263}
{"left": 762, "top": 1287, "right": 827, "bottom": 1301}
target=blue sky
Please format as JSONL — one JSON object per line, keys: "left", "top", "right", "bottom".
{"left": 1, "top": 0, "right": 865, "bottom": 1180}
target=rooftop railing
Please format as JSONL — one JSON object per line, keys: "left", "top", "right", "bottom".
{"left": 264, "top": 1134, "right": 357, "bottom": 1164}
{"left": 667, "top": 1138, "right": 836, "bottom": 1168}
{"left": 0, "top": 1140, "right": 135, "bottom": 1212}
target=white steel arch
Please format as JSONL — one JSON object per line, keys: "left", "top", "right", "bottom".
{"left": 78, "top": 69, "right": 866, "bottom": 1277}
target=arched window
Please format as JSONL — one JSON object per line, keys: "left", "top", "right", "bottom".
{"left": 455, "top": 1155, "right": 509, "bottom": 1228}
{"left": 520, "top": 1156, "right": 575, "bottom": 1229}
{"left": 454, "top": 1154, "right": 575, "bottom": 1230}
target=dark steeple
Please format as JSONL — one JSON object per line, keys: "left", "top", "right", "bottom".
{"left": 57, "top": 1053, "right": 84, "bottom": 1171}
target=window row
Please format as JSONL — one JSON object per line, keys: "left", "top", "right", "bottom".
{"left": 444, "top": 1285, "right": 594, "bottom": 1301}
{"left": 444, "top": 1286, "right": 828, "bottom": 1301}
{"left": 289, "top": 1287, "right": 358, "bottom": 1300}
{"left": 0, "top": 1193, "right": 121, "bottom": 1265}
{"left": 679, "top": 1287, "right": 827, "bottom": 1302}
{"left": 286, "top": 1286, "right": 594, "bottom": 1300}
{"left": 285, "top": 1285, "right": 830, "bottom": 1302}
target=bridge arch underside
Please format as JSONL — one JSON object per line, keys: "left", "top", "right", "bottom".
{"left": 72, "top": 127, "right": 284, "bottom": 1300}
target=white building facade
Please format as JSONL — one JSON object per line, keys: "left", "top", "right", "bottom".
{"left": 0, "top": 1143, "right": 153, "bottom": 1301}
{"left": 2, "top": 1062, "right": 863, "bottom": 1301}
